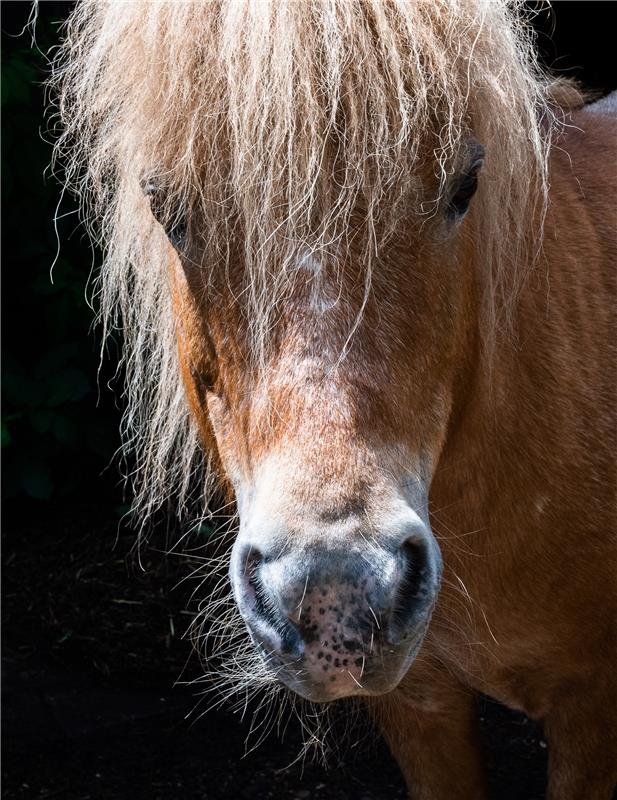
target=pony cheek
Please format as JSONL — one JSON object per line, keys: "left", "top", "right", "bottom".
{"left": 205, "top": 392, "right": 245, "bottom": 490}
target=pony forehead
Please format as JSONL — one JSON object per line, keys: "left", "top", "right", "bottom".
{"left": 59, "top": 1, "right": 539, "bottom": 187}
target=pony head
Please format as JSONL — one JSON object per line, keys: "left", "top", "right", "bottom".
{"left": 53, "top": 0, "right": 574, "bottom": 701}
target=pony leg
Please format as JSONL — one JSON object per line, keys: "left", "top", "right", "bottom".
{"left": 368, "top": 663, "right": 488, "bottom": 800}
{"left": 544, "top": 689, "right": 617, "bottom": 800}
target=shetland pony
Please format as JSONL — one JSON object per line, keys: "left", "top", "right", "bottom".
{"left": 52, "top": 2, "right": 616, "bottom": 797}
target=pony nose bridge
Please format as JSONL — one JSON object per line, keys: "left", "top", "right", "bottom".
{"left": 314, "top": 496, "right": 367, "bottom": 525}
{"left": 240, "top": 489, "right": 433, "bottom": 568}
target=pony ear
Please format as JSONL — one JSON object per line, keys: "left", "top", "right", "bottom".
{"left": 141, "top": 175, "right": 187, "bottom": 250}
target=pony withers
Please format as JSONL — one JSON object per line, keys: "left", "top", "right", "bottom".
{"left": 52, "top": 1, "right": 617, "bottom": 797}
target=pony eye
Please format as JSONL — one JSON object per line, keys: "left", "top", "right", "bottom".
{"left": 166, "top": 217, "right": 188, "bottom": 250}
{"left": 447, "top": 157, "right": 483, "bottom": 221}
{"left": 141, "top": 175, "right": 187, "bottom": 250}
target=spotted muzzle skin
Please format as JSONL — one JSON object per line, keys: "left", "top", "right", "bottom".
{"left": 231, "top": 526, "right": 442, "bottom": 702}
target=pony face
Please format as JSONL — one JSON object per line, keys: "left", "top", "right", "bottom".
{"left": 156, "top": 157, "right": 482, "bottom": 700}
{"left": 53, "top": 0, "right": 560, "bottom": 704}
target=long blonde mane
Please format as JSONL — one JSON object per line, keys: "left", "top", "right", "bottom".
{"left": 50, "top": 0, "right": 574, "bottom": 524}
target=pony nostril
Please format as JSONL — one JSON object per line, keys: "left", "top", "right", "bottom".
{"left": 244, "top": 547, "right": 263, "bottom": 592}
{"left": 389, "top": 540, "right": 429, "bottom": 643}
{"left": 242, "top": 551, "right": 278, "bottom": 627}
{"left": 236, "top": 545, "right": 303, "bottom": 657}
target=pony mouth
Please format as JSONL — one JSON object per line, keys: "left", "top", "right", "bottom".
{"left": 250, "top": 616, "right": 433, "bottom": 703}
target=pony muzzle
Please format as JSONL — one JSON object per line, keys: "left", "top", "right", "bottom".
{"left": 230, "top": 523, "right": 442, "bottom": 702}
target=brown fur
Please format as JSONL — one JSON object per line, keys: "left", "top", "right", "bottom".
{"left": 367, "top": 106, "right": 617, "bottom": 799}
{"left": 173, "top": 103, "right": 617, "bottom": 799}
{"left": 52, "top": 2, "right": 616, "bottom": 796}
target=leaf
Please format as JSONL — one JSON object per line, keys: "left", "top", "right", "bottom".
{"left": 1, "top": 422, "right": 12, "bottom": 447}
{"left": 52, "top": 415, "right": 77, "bottom": 444}
{"left": 20, "top": 462, "right": 53, "bottom": 500}
{"left": 46, "top": 367, "right": 91, "bottom": 406}
{"left": 197, "top": 521, "right": 216, "bottom": 538}
{"left": 28, "top": 408, "right": 53, "bottom": 434}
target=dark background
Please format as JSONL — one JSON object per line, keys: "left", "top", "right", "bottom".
{"left": 2, "top": 3, "right": 615, "bottom": 799}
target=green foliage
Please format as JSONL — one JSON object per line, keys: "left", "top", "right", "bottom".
{"left": 2, "top": 4, "right": 121, "bottom": 503}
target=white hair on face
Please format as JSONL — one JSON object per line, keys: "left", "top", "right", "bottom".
{"left": 49, "top": 0, "right": 577, "bottom": 525}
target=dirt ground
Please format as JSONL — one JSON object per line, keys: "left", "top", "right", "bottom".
{"left": 2, "top": 502, "right": 549, "bottom": 800}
